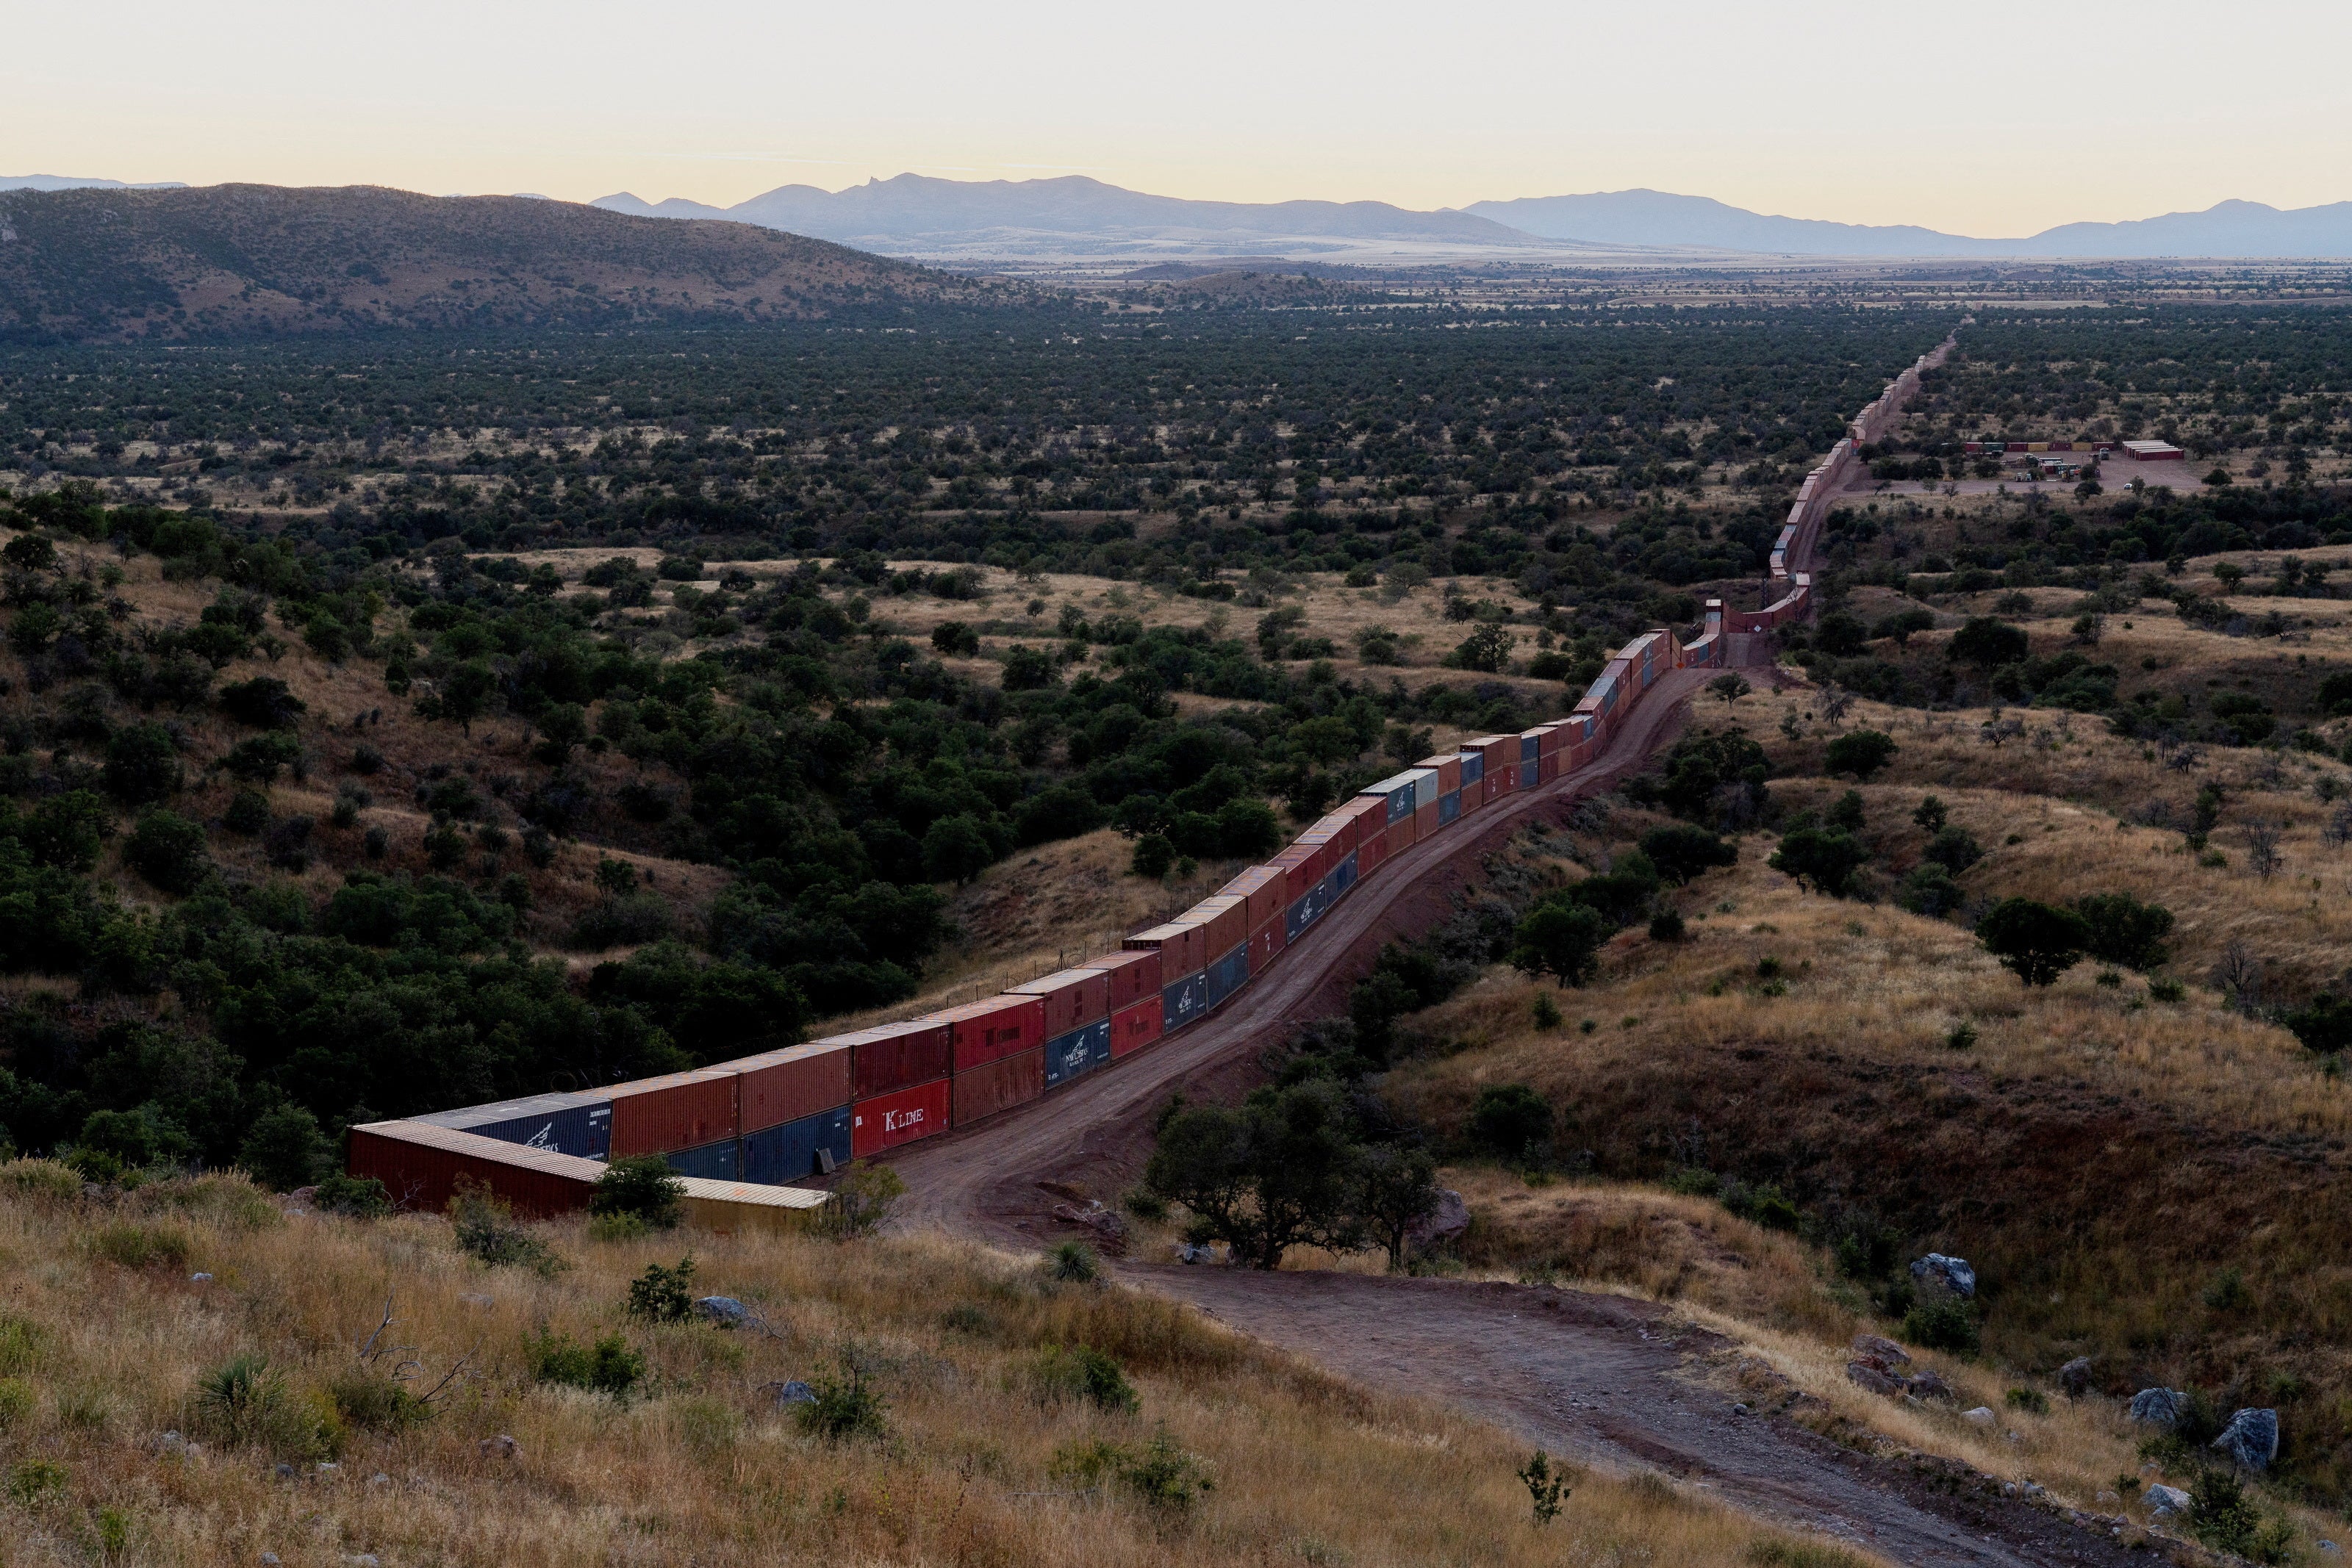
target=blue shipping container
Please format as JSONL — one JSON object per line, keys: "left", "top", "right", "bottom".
{"left": 741, "top": 1106, "right": 852, "bottom": 1184}
{"left": 1162, "top": 971, "right": 1210, "bottom": 1032}
{"left": 1324, "top": 849, "right": 1358, "bottom": 900}
{"left": 1460, "top": 752, "right": 1484, "bottom": 785}
{"left": 470, "top": 1099, "right": 612, "bottom": 1159}
{"left": 1438, "top": 789, "right": 1461, "bottom": 826}
{"left": 1204, "top": 943, "right": 1251, "bottom": 1010}
{"left": 1044, "top": 1020, "right": 1113, "bottom": 1087}
{"left": 664, "top": 1137, "right": 740, "bottom": 1181}
{"left": 1285, "top": 880, "right": 1333, "bottom": 941}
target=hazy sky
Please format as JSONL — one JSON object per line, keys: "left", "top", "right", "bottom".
{"left": 7, "top": 0, "right": 2346, "bottom": 234}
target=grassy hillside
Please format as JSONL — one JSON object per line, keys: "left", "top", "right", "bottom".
{"left": 1383, "top": 664, "right": 2352, "bottom": 1510}
{"left": 0, "top": 185, "right": 1025, "bottom": 342}
{"left": 0, "top": 1162, "right": 1842, "bottom": 1567}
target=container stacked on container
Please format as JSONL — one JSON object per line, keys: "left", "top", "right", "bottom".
{"left": 355, "top": 330, "right": 1954, "bottom": 1222}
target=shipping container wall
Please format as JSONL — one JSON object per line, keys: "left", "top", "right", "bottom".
{"left": 740, "top": 1107, "right": 853, "bottom": 1184}
{"left": 1125, "top": 921, "right": 1208, "bottom": 981}
{"left": 1438, "top": 789, "right": 1460, "bottom": 827}
{"left": 734, "top": 1043, "right": 853, "bottom": 1134}
{"left": 1161, "top": 969, "right": 1210, "bottom": 1033}
{"left": 1247, "top": 910, "right": 1286, "bottom": 971}
{"left": 1219, "top": 865, "right": 1286, "bottom": 933}
{"left": 1324, "top": 849, "right": 1359, "bottom": 902}
{"left": 951, "top": 1049, "right": 1044, "bottom": 1127}
{"left": 1080, "top": 949, "right": 1162, "bottom": 1011}
{"left": 1205, "top": 942, "right": 1251, "bottom": 1010}
{"left": 609, "top": 1069, "right": 739, "bottom": 1158}
{"left": 1415, "top": 799, "right": 1439, "bottom": 840}
{"left": 849, "top": 1019, "right": 956, "bottom": 1099}
{"left": 1458, "top": 751, "right": 1484, "bottom": 786}
{"left": 1181, "top": 895, "right": 1249, "bottom": 959}
{"left": 1356, "top": 823, "right": 1391, "bottom": 876}
{"left": 1044, "top": 1021, "right": 1113, "bottom": 1087}
{"left": 664, "top": 1137, "right": 741, "bottom": 1182}
{"left": 1110, "top": 993, "right": 1164, "bottom": 1057}
{"left": 1004, "top": 970, "right": 1107, "bottom": 1039}
{"left": 348, "top": 1125, "right": 598, "bottom": 1219}
{"left": 1391, "top": 808, "right": 1419, "bottom": 849}
{"left": 850, "top": 1077, "right": 952, "bottom": 1158}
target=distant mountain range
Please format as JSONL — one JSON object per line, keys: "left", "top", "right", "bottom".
{"left": 1, "top": 174, "right": 185, "bottom": 193}
{"left": 597, "top": 177, "right": 2352, "bottom": 261}
{"left": 0, "top": 184, "right": 1018, "bottom": 343}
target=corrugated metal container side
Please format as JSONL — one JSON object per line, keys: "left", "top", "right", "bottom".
{"left": 1535, "top": 724, "right": 1566, "bottom": 756}
{"left": 1181, "top": 894, "right": 1250, "bottom": 960}
{"left": 1043, "top": 1021, "right": 1112, "bottom": 1088}
{"left": 1247, "top": 910, "right": 1287, "bottom": 971}
{"left": 951, "top": 1048, "right": 1044, "bottom": 1127}
{"left": 1110, "top": 993, "right": 1164, "bottom": 1057}
{"left": 1205, "top": 942, "right": 1251, "bottom": 1010}
{"left": 734, "top": 1041, "right": 853, "bottom": 1134}
{"left": 1004, "top": 970, "right": 1108, "bottom": 1039}
{"left": 1438, "top": 788, "right": 1462, "bottom": 826}
{"left": 1125, "top": 921, "right": 1208, "bottom": 982}
{"left": 1307, "top": 810, "right": 1360, "bottom": 855}
{"left": 850, "top": 1077, "right": 951, "bottom": 1158}
{"left": 1274, "top": 845, "right": 1322, "bottom": 905}
{"left": 1458, "top": 750, "right": 1485, "bottom": 787}
{"left": 1219, "top": 864, "right": 1287, "bottom": 933}
{"left": 678, "top": 1179, "right": 828, "bottom": 1237}
{"left": 347, "top": 1122, "right": 599, "bottom": 1219}
{"left": 1327, "top": 848, "right": 1359, "bottom": 898}
{"left": 1417, "top": 755, "right": 1463, "bottom": 794}
{"left": 1410, "top": 769, "right": 1443, "bottom": 810}
{"left": 1080, "top": 949, "right": 1163, "bottom": 1010}
{"left": 467, "top": 1097, "right": 613, "bottom": 1159}
{"left": 1356, "top": 822, "right": 1391, "bottom": 876}
{"left": 609, "top": 1068, "right": 740, "bottom": 1159}
{"left": 1161, "top": 969, "right": 1210, "bottom": 1033}
{"left": 1390, "top": 808, "right": 1420, "bottom": 848}
{"left": 1334, "top": 796, "right": 1386, "bottom": 849}
{"left": 1458, "top": 775, "right": 1484, "bottom": 816}
{"left": 1415, "top": 799, "right": 1440, "bottom": 840}
{"left": 925, "top": 993, "right": 1043, "bottom": 1072}
{"left": 663, "top": 1137, "right": 741, "bottom": 1182}
{"left": 1284, "top": 877, "right": 1335, "bottom": 942}
{"left": 740, "top": 1106, "right": 853, "bottom": 1184}
{"left": 847, "top": 1017, "right": 956, "bottom": 1099}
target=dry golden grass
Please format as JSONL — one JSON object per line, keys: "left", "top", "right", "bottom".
{"left": 0, "top": 1165, "right": 1866, "bottom": 1567}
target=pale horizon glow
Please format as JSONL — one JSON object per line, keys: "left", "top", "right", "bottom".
{"left": 5, "top": 0, "right": 2348, "bottom": 237}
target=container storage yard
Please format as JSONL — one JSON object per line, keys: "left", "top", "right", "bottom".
{"left": 348, "top": 338, "right": 1954, "bottom": 1221}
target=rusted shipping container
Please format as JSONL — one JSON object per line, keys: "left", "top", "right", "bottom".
{"left": 850, "top": 1077, "right": 951, "bottom": 1158}
{"left": 1110, "top": 993, "right": 1164, "bottom": 1057}
{"left": 664, "top": 1137, "right": 740, "bottom": 1182}
{"left": 1417, "top": 755, "right": 1463, "bottom": 794}
{"left": 1272, "top": 842, "right": 1322, "bottom": 905}
{"left": 1219, "top": 864, "right": 1286, "bottom": 933}
{"left": 1306, "top": 809, "right": 1360, "bottom": 855}
{"left": 951, "top": 1048, "right": 1044, "bottom": 1127}
{"left": 1125, "top": 920, "right": 1208, "bottom": 981}
{"left": 1415, "top": 799, "right": 1439, "bottom": 840}
{"left": 934, "top": 993, "right": 1050, "bottom": 1070}
{"left": 740, "top": 1106, "right": 852, "bottom": 1184}
{"left": 1002, "top": 971, "right": 1104, "bottom": 1040}
{"left": 1181, "top": 894, "right": 1250, "bottom": 960}
{"left": 1355, "top": 821, "right": 1391, "bottom": 877}
{"left": 848, "top": 1017, "right": 956, "bottom": 1098}
{"left": 348, "top": 1121, "right": 599, "bottom": 1218}
{"left": 1389, "top": 807, "right": 1419, "bottom": 849}
{"left": 1044, "top": 1021, "right": 1112, "bottom": 1087}
{"left": 1247, "top": 910, "right": 1286, "bottom": 971}
{"left": 609, "top": 1068, "right": 739, "bottom": 1159}
{"left": 733, "top": 1040, "right": 853, "bottom": 1134}
{"left": 1079, "top": 949, "right": 1162, "bottom": 1011}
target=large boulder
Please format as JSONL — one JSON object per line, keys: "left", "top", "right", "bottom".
{"left": 695, "top": 1295, "right": 750, "bottom": 1327}
{"left": 1910, "top": 1253, "right": 1976, "bottom": 1299}
{"left": 2129, "top": 1387, "right": 2187, "bottom": 1428}
{"left": 1846, "top": 1361, "right": 1906, "bottom": 1396}
{"left": 2057, "top": 1356, "right": 2094, "bottom": 1398}
{"left": 1850, "top": 1333, "right": 1912, "bottom": 1367}
{"left": 2145, "top": 1484, "right": 2193, "bottom": 1517}
{"left": 2214, "top": 1408, "right": 2280, "bottom": 1471}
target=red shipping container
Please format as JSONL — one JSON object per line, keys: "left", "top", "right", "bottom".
{"left": 849, "top": 1017, "right": 956, "bottom": 1099}
{"left": 1079, "top": 949, "right": 1161, "bottom": 1011}
{"left": 1480, "top": 735, "right": 1516, "bottom": 772}
{"left": 1307, "top": 810, "right": 1360, "bottom": 855}
{"left": 931, "top": 994, "right": 1048, "bottom": 1071}
{"left": 1180, "top": 894, "right": 1249, "bottom": 958}
{"left": 1003, "top": 968, "right": 1107, "bottom": 1038}
{"left": 1109, "top": 993, "right": 1164, "bottom": 1058}
{"left": 950, "top": 1048, "right": 1043, "bottom": 1128}
{"left": 348, "top": 1121, "right": 599, "bottom": 1218}
{"left": 1458, "top": 777, "right": 1484, "bottom": 816}
{"left": 1219, "top": 865, "right": 1286, "bottom": 933}
{"left": 1126, "top": 921, "right": 1208, "bottom": 980}
{"left": 609, "top": 1068, "right": 739, "bottom": 1158}
{"left": 1417, "top": 755, "right": 1463, "bottom": 794}
{"left": 1390, "top": 809, "right": 1419, "bottom": 850}
{"left": 733, "top": 1040, "right": 853, "bottom": 1134}
{"left": 1246, "top": 910, "right": 1286, "bottom": 971}
{"left": 1536, "top": 724, "right": 1566, "bottom": 755}
{"left": 1415, "top": 799, "right": 1440, "bottom": 839}
{"left": 1356, "top": 821, "right": 1391, "bottom": 876}
{"left": 1272, "top": 843, "right": 1321, "bottom": 904}
{"left": 850, "top": 1077, "right": 951, "bottom": 1157}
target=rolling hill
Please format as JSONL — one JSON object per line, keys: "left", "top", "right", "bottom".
{"left": 0, "top": 184, "right": 1025, "bottom": 342}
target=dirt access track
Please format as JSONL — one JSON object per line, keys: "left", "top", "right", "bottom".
{"left": 886, "top": 640, "right": 2139, "bottom": 1566}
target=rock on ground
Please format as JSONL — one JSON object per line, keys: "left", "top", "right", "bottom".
{"left": 2129, "top": 1387, "right": 2185, "bottom": 1427}
{"left": 2145, "top": 1484, "right": 2193, "bottom": 1517}
{"left": 1910, "top": 1253, "right": 1976, "bottom": 1298}
{"left": 2213, "top": 1407, "right": 2279, "bottom": 1470}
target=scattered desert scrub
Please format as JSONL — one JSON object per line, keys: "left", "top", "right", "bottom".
{"left": 0, "top": 1164, "right": 1860, "bottom": 1567}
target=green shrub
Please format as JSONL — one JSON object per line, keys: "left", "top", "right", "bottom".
{"left": 451, "top": 1186, "right": 562, "bottom": 1274}
{"left": 0, "top": 1378, "right": 32, "bottom": 1431}
{"left": 191, "top": 1354, "right": 330, "bottom": 1459}
{"left": 1901, "top": 1298, "right": 1980, "bottom": 1353}
{"left": 1047, "top": 1240, "right": 1101, "bottom": 1284}
{"left": 589, "top": 1157, "right": 685, "bottom": 1231}
{"left": 125, "top": 809, "right": 210, "bottom": 895}
{"left": 327, "top": 1370, "right": 429, "bottom": 1434}
{"left": 526, "top": 1331, "right": 643, "bottom": 1399}
{"left": 1468, "top": 1084, "right": 1553, "bottom": 1162}
{"left": 2004, "top": 1387, "right": 2049, "bottom": 1415}
{"left": 1033, "top": 1344, "right": 1139, "bottom": 1413}
{"left": 625, "top": 1257, "right": 697, "bottom": 1324}
{"left": 90, "top": 1222, "right": 193, "bottom": 1272}
{"left": 1722, "top": 1180, "right": 1799, "bottom": 1231}
{"left": 795, "top": 1350, "right": 887, "bottom": 1442}
{"left": 312, "top": 1174, "right": 390, "bottom": 1218}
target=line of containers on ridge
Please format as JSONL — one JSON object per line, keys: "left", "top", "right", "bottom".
{"left": 343, "top": 335, "right": 1948, "bottom": 1214}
